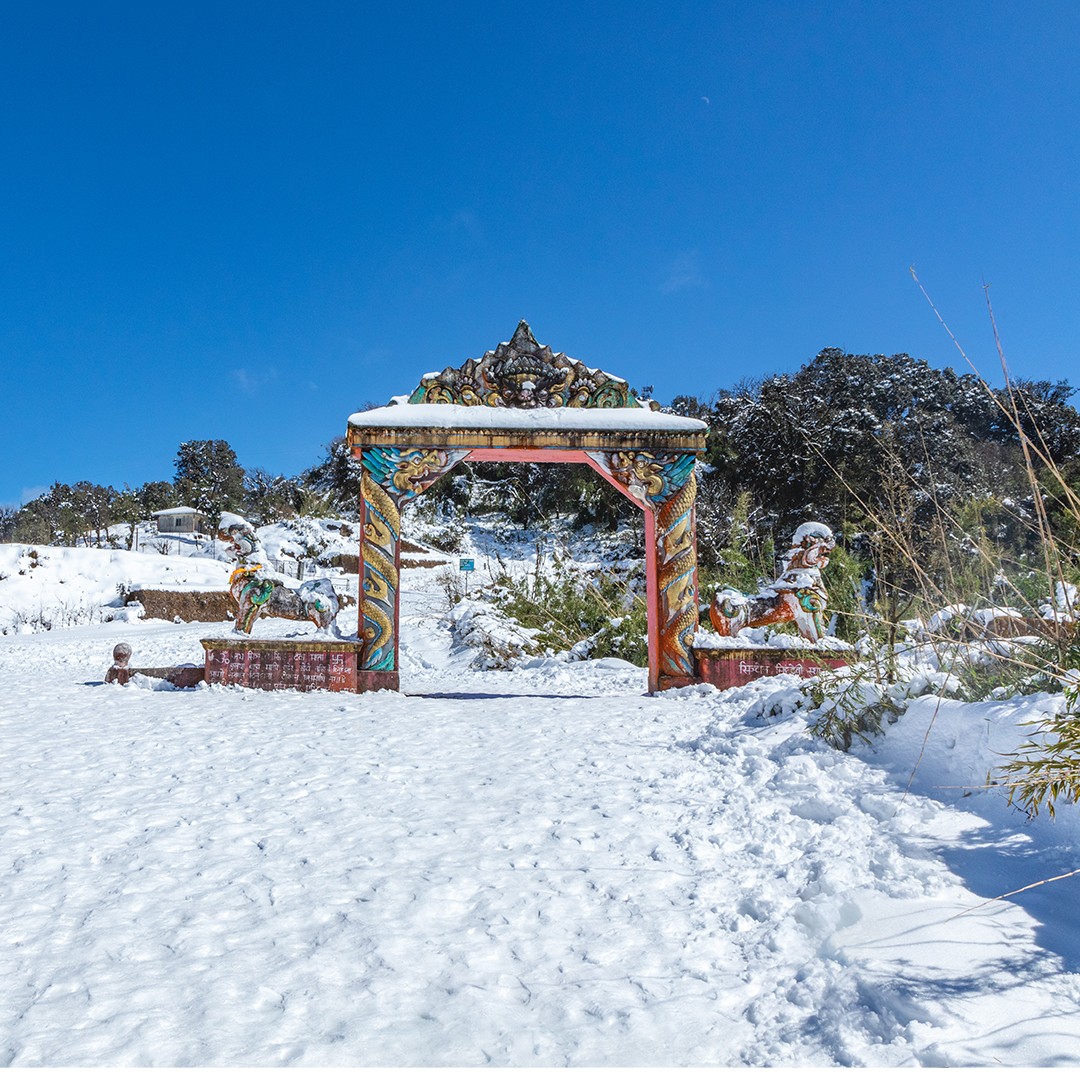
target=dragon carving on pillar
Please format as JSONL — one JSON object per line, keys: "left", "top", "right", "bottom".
{"left": 587, "top": 450, "right": 700, "bottom": 682}
{"left": 358, "top": 447, "right": 470, "bottom": 671}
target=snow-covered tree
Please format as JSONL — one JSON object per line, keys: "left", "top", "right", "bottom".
{"left": 173, "top": 440, "right": 246, "bottom": 520}
{"left": 0, "top": 505, "right": 17, "bottom": 542}
{"left": 243, "top": 468, "right": 301, "bottom": 520}
{"left": 300, "top": 437, "right": 363, "bottom": 514}
{"left": 136, "top": 480, "right": 178, "bottom": 517}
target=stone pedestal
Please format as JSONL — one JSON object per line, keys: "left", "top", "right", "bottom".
{"left": 202, "top": 639, "right": 365, "bottom": 692}
{"left": 657, "top": 673, "right": 700, "bottom": 692}
{"left": 694, "top": 646, "right": 854, "bottom": 690}
{"left": 357, "top": 669, "right": 400, "bottom": 693}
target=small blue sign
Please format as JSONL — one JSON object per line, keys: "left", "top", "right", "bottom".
{"left": 459, "top": 558, "right": 475, "bottom": 572}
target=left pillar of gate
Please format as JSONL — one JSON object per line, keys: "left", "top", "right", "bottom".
{"left": 357, "top": 448, "right": 469, "bottom": 691}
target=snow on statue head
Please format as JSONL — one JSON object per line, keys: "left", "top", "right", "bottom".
{"left": 709, "top": 521, "right": 836, "bottom": 643}
{"left": 218, "top": 513, "right": 340, "bottom": 636}
{"left": 218, "top": 512, "right": 264, "bottom": 567}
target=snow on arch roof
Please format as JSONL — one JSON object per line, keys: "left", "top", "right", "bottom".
{"left": 347, "top": 321, "right": 707, "bottom": 453}
{"left": 150, "top": 506, "right": 202, "bottom": 516}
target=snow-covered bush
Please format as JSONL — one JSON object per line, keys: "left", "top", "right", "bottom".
{"left": 442, "top": 598, "right": 541, "bottom": 669}
{"left": 806, "top": 655, "right": 962, "bottom": 751}
{"left": 490, "top": 548, "right": 649, "bottom": 667}
{"left": 437, "top": 541, "right": 649, "bottom": 668}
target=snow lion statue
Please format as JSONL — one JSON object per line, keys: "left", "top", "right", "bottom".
{"left": 219, "top": 513, "right": 340, "bottom": 635}
{"left": 709, "top": 522, "right": 836, "bottom": 643}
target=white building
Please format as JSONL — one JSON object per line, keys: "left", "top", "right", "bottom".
{"left": 150, "top": 507, "right": 208, "bottom": 534}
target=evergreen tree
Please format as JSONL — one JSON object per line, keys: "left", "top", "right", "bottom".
{"left": 300, "top": 437, "right": 364, "bottom": 514}
{"left": 110, "top": 488, "right": 144, "bottom": 548}
{"left": 243, "top": 468, "right": 301, "bottom": 520}
{"left": 12, "top": 499, "right": 51, "bottom": 544}
{"left": 173, "top": 440, "right": 246, "bottom": 521}
{"left": 136, "top": 480, "right": 178, "bottom": 517}
{"left": 72, "top": 481, "right": 118, "bottom": 545}
{"left": 0, "top": 505, "right": 17, "bottom": 542}
{"left": 699, "top": 348, "right": 1080, "bottom": 554}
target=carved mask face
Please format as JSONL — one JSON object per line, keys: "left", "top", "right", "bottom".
{"left": 490, "top": 350, "right": 566, "bottom": 406}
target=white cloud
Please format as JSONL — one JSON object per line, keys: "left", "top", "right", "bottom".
{"left": 230, "top": 368, "right": 278, "bottom": 395}
{"left": 659, "top": 251, "right": 708, "bottom": 294}
{"left": 440, "top": 209, "right": 483, "bottom": 241}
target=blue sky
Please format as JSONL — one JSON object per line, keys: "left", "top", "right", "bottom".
{"left": 2, "top": 1, "right": 1078, "bottom": 508}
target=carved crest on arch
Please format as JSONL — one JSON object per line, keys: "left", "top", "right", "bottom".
{"left": 408, "top": 320, "right": 645, "bottom": 410}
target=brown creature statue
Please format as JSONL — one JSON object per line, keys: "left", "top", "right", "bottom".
{"left": 219, "top": 513, "right": 340, "bottom": 635}
{"left": 709, "top": 522, "right": 836, "bottom": 643}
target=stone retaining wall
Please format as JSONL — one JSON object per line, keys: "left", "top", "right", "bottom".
{"left": 124, "top": 589, "right": 234, "bottom": 622}
{"left": 123, "top": 585, "right": 357, "bottom": 624}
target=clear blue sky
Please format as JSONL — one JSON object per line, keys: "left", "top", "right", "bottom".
{"left": 3, "top": 1, "right": 1078, "bottom": 508}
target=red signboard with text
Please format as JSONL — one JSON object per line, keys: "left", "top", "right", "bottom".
{"left": 202, "top": 639, "right": 363, "bottom": 692}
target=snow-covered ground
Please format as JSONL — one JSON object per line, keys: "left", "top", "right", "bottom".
{"left": 2, "top": 553, "right": 1080, "bottom": 1065}
{"left": 0, "top": 544, "right": 231, "bottom": 633}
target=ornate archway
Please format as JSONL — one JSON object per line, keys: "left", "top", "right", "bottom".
{"left": 347, "top": 322, "right": 707, "bottom": 693}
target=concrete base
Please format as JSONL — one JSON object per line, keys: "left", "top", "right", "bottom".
{"left": 356, "top": 669, "right": 400, "bottom": 693}
{"left": 202, "top": 638, "right": 365, "bottom": 692}
{"left": 694, "top": 646, "right": 855, "bottom": 690}
{"left": 657, "top": 673, "right": 700, "bottom": 692}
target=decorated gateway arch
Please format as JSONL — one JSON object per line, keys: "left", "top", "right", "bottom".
{"left": 346, "top": 322, "right": 708, "bottom": 693}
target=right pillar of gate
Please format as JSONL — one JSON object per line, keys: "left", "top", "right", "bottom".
{"left": 586, "top": 450, "right": 700, "bottom": 692}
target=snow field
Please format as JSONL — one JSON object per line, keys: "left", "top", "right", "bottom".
{"left": 1, "top": 566, "right": 1079, "bottom": 1065}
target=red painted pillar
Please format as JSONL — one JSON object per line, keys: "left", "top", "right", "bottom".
{"left": 644, "top": 505, "right": 661, "bottom": 694}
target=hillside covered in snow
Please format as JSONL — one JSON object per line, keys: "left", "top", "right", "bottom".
{"left": 1, "top": 543, "right": 1080, "bottom": 1065}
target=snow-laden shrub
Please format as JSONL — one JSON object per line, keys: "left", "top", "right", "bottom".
{"left": 257, "top": 517, "right": 358, "bottom": 571}
{"left": 413, "top": 516, "right": 467, "bottom": 554}
{"left": 807, "top": 655, "right": 962, "bottom": 751}
{"left": 997, "top": 660, "right": 1080, "bottom": 818}
{"left": 437, "top": 543, "right": 648, "bottom": 667}
{"left": 403, "top": 497, "right": 468, "bottom": 553}
{"left": 489, "top": 548, "right": 649, "bottom": 667}
{"left": 442, "top": 598, "right": 541, "bottom": 669}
